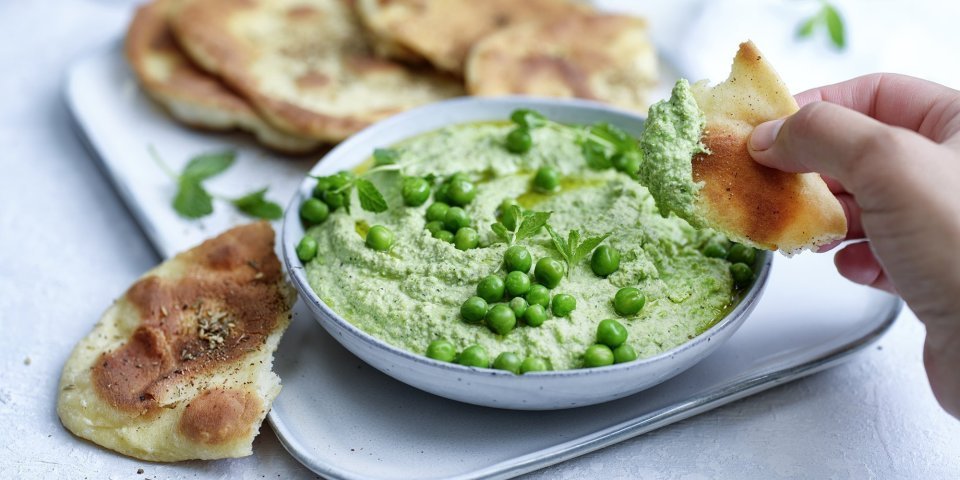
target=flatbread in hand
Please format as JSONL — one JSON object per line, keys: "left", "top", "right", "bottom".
{"left": 125, "top": 0, "right": 321, "bottom": 154}
{"left": 642, "top": 41, "right": 846, "bottom": 253}
{"left": 57, "top": 222, "right": 296, "bottom": 461}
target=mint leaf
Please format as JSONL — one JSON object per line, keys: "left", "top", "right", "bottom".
{"left": 582, "top": 140, "right": 611, "bottom": 170}
{"left": 796, "top": 15, "right": 817, "bottom": 38}
{"left": 572, "top": 233, "right": 610, "bottom": 265}
{"left": 589, "top": 123, "right": 637, "bottom": 155}
{"left": 545, "top": 225, "right": 571, "bottom": 263}
{"left": 181, "top": 151, "right": 235, "bottom": 181}
{"left": 510, "top": 109, "right": 547, "bottom": 129}
{"left": 491, "top": 222, "right": 511, "bottom": 244}
{"left": 515, "top": 211, "right": 551, "bottom": 243}
{"left": 824, "top": 5, "right": 845, "bottom": 49}
{"left": 373, "top": 148, "right": 399, "bottom": 166}
{"left": 173, "top": 178, "right": 213, "bottom": 218}
{"left": 355, "top": 178, "right": 388, "bottom": 213}
{"left": 231, "top": 188, "right": 283, "bottom": 220}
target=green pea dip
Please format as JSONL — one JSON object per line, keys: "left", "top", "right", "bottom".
{"left": 304, "top": 116, "right": 737, "bottom": 371}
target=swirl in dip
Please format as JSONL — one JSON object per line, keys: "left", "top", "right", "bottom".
{"left": 303, "top": 119, "right": 740, "bottom": 371}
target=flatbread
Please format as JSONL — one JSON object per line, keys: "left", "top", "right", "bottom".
{"left": 170, "top": 0, "right": 464, "bottom": 142}
{"left": 689, "top": 41, "right": 846, "bottom": 252}
{"left": 356, "top": 0, "right": 592, "bottom": 75}
{"left": 57, "top": 222, "right": 296, "bottom": 461}
{"left": 465, "top": 13, "right": 658, "bottom": 111}
{"left": 125, "top": 0, "right": 321, "bottom": 154}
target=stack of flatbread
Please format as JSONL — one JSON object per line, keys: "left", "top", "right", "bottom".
{"left": 126, "top": 0, "right": 660, "bottom": 152}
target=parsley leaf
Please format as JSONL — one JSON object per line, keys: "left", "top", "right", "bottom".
{"left": 515, "top": 210, "right": 552, "bottom": 243}
{"left": 231, "top": 188, "right": 283, "bottom": 220}
{"left": 181, "top": 151, "right": 235, "bottom": 181}
{"left": 173, "top": 178, "right": 214, "bottom": 219}
{"left": 355, "top": 178, "right": 388, "bottom": 213}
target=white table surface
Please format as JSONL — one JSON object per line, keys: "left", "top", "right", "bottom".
{"left": 1, "top": 1, "right": 957, "bottom": 478}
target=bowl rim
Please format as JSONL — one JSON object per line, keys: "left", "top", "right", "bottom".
{"left": 282, "top": 95, "right": 773, "bottom": 379}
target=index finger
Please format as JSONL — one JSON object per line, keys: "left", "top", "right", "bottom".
{"left": 794, "top": 73, "right": 960, "bottom": 142}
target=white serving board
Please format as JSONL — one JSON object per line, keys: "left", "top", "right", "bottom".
{"left": 65, "top": 44, "right": 901, "bottom": 479}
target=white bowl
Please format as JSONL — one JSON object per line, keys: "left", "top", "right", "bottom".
{"left": 282, "top": 97, "right": 772, "bottom": 410}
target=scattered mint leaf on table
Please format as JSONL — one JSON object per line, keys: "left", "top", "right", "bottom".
{"left": 231, "top": 188, "right": 283, "bottom": 220}
{"left": 180, "top": 151, "right": 235, "bottom": 181}
{"left": 173, "top": 178, "right": 214, "bottom": 219}
{"left": 796, "top": 1, "right": 846, "bottom": 50}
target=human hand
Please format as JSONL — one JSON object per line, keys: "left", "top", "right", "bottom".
{"left": 747, "top": 73, "right": 960, "bottom": 418}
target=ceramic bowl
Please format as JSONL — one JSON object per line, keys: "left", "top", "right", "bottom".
{"left": 282, "top": 97, "right": 772, "bottom": 410}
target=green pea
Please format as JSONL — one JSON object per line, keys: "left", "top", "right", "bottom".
{"left": 504, "top": 245, "right": 532, "bottom": 273}
{"left": 447, "top": 172, "right": 470, "bottom": 184}
{"left": 425, "top": 220, "right": 445, "bottom": 236}
{"left": 613, "top": 287, "right": 645, "bottom": 316}
{"left": 583, "top": 344, "right": 615, "bottom": 368}
{"left": 504, "top": 271, "right": 532, "bottom": 297}
{"left": 434, "top": 182, "right": 450, "bottom": 203}
{"left": 365, "top": 225, "right": 394, "bottom": 251}
{"left": 460, "top": 296, "right": 488, "bottom": 324}
{"left": 533, "top": 166, "right": 560, "bottom": 192}
{"left": 508, "top": 297, "right": 528, "bottom": 318}
{"left": 505, "top": 127, "right": 532, "bottom": 154}
{"left": 703, "top": 242, "right": 728, "bottom": 259}
{"left": 435, "top": 230, "right": 455, "bottom": 243}
{"left": 446, "top": 178, "right": 477, "bottom": 206}
{"left": 322, "top": 189, "right": 347, "bottom": 210}
{"left": 728, "top": 243, "right": 757, "bottom": 265}
{"left": 730, "top": 263, "right": 754, "bottom": 287}
{"left": 401, "top": 176, "right": 430, "bottom": 206}
{"left": 458, "top": 345, "right": 490, "bottom": 368}
{"left": 534, "top": 257, "right": 565, "bottom": 289}
{"left": 523, "top": 304, "right": 547, "bottom": 327}
{"left": 425, "top": 202, "right": 450, "bottom": 222}
{"left": 444, "top": 206, "right": 471, "bottom": 232}
{"left": 613, "top": 344, "right": 638, "bottom": 364}
{"left": 296, "top": 236, "right": 318, "bottom": 262}
{"left": 520, "top": 356, "right": 549, "bottom": 373}
{"left": 525, "top": 284, "right": 550, "bottom": 308}
{"left": 596, "top": 319, "right": 628, "bottom": 348}
{"left": 551, "top": 294, "right": 576, "bottom": 317}
{"left": 493, "top": 352, "right": 523, "bottom": 374}
{"left": 299, "top": 198, "right": 329, "bottom": 225}
{"left": 477, "top": 275, "right": 505, "bottom": 303}
{"left": 590, "top": 245, "right": 620, "bottom": 277}
{"left": 425, "top": 339, "right": 456, "bottom": 362}
{"left": 486, "top": 304, "right": 517, "bottom": 335}
{"left": 454, "top": 227, "right": 479, "bottom": 250}
{"left": 312, "top": 176, "right": 334, "bottom": 199}
{"left": 330, "top": 170, "right": 354, "bottom": 189}
{"left": 500, "top": 199, "right": 520, "bottom": 231}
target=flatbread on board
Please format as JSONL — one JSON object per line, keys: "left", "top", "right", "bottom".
{"left": 465, "top": 13, "right": 659, "bottom": 111}
{"left": 170, "top": 0, "right": 464, "bottom": 142}
{"left": 57, "top": 222, "right": 296, "bottom": 461}
{"left": 125, "top": 0, "right": 321, "bottom": 153}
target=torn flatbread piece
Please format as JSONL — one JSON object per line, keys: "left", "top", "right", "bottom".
{"left": 638, "top": 41, "right": 846, "bottom": 253}
{"left": 57, "top": 222, "right": 296, "bottom": 461}
{"left": 125, "top": 0, "right": 321, "bottom": 154}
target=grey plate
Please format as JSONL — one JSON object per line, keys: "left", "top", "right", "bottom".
{"left": 65, "top": 44, "right": 901, "bottom": 479}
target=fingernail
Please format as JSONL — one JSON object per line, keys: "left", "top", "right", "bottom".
{"left": 750, "top": 119, "right": 784, "bottom": 151}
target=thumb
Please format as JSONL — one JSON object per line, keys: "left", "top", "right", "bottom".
{"left": 747, "top": 101, "right": 913, "bottom": 191}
